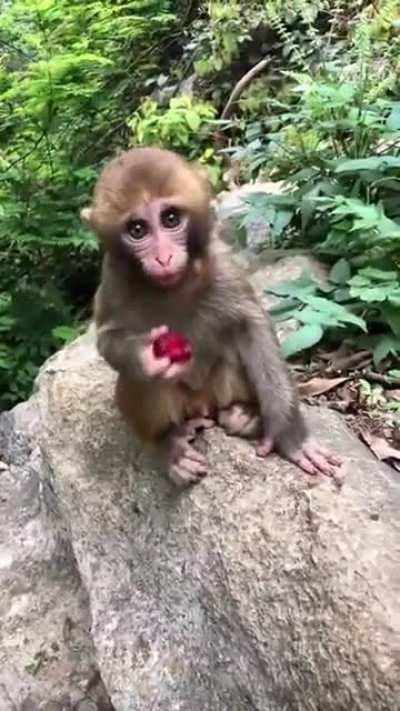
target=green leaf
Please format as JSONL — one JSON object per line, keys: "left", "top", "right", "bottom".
{"left": 281, "top": 324, "right": 324, "bottom": 358}
{"left": 292, "top": 306, "right": 345, "bottom": 328}
{"left": 373, "top": 336, "right": 400, "bottom": 367}
{"left": 273, "top": 209, "right": 293, "bottom": 235}
{"left": 268, "top": 298, "right": 299, "bottom": 321}
{"left": 329, "top": 258, "right": 351, "bottom": 284}
{"left": 52, "top": 325, "right": 78, "bottom": 344}
{"left": 334, "top": 156, "right": 400, "bottom": 173}
{"left": 302, "top": 295, "right": 367, "bottom": 330}
{"left": 264, "top": 273, "right": 317, "bottom": 299}
{"left": 386, "top": 108, "right": 400, "bottom": 131}
{"left": 350, "top": 285, "right": 393, "bottom": 302}
{"left": 186, "top": 112, "right": 201, "bottom": 132}
{"left": 357, "top": 267, "right": 399, "bottom": 282}
{"left": 380, "top": 304, "right": 400, "bottom": 337}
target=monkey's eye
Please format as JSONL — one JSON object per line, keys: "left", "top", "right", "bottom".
{"left": 127, "top": 219, "right": 148, "bottom": 239}
{"left": 161, "top": 207, "right": 181, "bottom": 229}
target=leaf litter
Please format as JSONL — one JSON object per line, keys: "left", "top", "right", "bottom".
{"left": 295, "top": 344, "right": 400, "bottom": 472}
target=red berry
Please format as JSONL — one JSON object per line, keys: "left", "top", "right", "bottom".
{"left": 153, "top": 331, "right": 192, "bottom": 363}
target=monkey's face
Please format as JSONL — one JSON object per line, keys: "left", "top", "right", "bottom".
{"left": 121, "top": 197, "right": 190, "bottom": 288}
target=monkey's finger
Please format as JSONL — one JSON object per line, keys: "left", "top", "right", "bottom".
{"left": 149, "top": 357, "right": 171, "bottom": 376}
{"left": 183, "top": 445, "right": 207, "bottom": 465}
{"left": 181, "top": 457, "right": 208, "bottom": 476}
{"left": 162, "top": 362, "right": 191, "bottom": 380}
{"left": 150, "top": 325, "right": 169, "bottom": 341}
{"left": 169, "top": 459, "right": 207, "bottom": 486}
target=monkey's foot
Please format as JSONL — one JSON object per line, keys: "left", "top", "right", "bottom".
{"left": 167, "top": 434, "right": 208, "bottom": 486}
{"left": 256, "top": 434, "right": 342, "bottom": 477}
{"left": 219, "top": 403, "right": 260, "bottom": 438}
{"left": 285, "top": 439, "right": 341, "bottom": 477}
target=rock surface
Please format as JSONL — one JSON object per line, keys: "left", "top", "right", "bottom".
{"left": 215, "top": 180, "right": 289, "bottom": 249}
{"left": 1, "top": 257, "right": 400, "bottom": 710}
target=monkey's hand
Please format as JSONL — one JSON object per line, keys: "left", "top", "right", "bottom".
{"left": 138, "top": 326, "right": 192, "bottom": 381}
{"left": 257, "top": 433, "right": 341, "bottom": 478}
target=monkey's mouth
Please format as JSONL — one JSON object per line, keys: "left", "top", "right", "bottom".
{"left": 157, "top": 270, "right": 184, "bottom": 287}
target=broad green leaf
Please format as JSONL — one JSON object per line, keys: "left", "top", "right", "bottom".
{"left": 348, "top": 275, "right": 371, "bottom": 287}
{"left": 268, "top": 298, "right": 299, "bottom": 320}
{"left": 373, "top": 336, "right": 400, "bottom": 367}
{"left": 264, "top": 273, "right": 317, "bottom": 299}
{"left": 334, "top": 287, "right": 351, "bottom": 302}
{"left": 292, "top": 307, "right": 344, "bottom": 328}
{"left": 186, "top": 112, "right": 201, "bottom": 132}
{"left": 350, "top": 285, "right": 394, "bottom": 302}
{"left": 281, "top": 324, "right": 324, "bottom": 358}
{"left": 357, "top": 267, "right": 399, "bottom": 282}
{"left": 386, "top": 108, "right": 400, "bottom": 131}
{"left": 329, "top": 258, "right": 351, "bottom": 284}
{"left": 273, "top": 209, "right": 293, "bottom": 235}
{"left": 302, "top": 295, "right": 367, "bottom": 330}
{"left": 52, "top": 325, "right": 79, "bottom": 344}
{"left": 334, "top": 156, "right": 400, "bottom": 173}
{"left": 380, "top": 304, "right": 400, "bottom": 337}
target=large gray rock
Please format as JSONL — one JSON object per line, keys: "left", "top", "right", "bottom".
{"left": 1, "top": 257, "right": 400, "bottom": 710}
{"left": 0, "top": 404, "right": 114, "bottom": 710}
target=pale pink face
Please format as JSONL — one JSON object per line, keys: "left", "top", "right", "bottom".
{"left": 121, "top": 198, "right": 189, "bottom": 287}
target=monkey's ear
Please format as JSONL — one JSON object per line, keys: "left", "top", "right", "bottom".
{"left": 80, "top": 206, "right": 93, "bottom": 227}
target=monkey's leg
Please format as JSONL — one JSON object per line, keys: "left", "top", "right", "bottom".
{"left": 116, "top": 375, "right": 208, "bottom": 486}
{"left": 210, "top": 360, "right": 261, "bottom": 439}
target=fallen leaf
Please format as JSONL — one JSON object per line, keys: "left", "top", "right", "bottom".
{"left": 360, "top": 430, "right": 400, "bottom": 465}
{"left": 298, "top": 376, "right": 349, "bottom": 398}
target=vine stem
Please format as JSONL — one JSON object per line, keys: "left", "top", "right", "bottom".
{"left": 220, "top": 57, "right": 270, "bottom": 120}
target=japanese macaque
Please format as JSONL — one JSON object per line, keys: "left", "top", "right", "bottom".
{"left": 81, "top": 147, "right": 341, "bottom": 486}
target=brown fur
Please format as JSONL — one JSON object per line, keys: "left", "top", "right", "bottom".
{"left": 86, "top": 148, "right": 211, "bottom": 248}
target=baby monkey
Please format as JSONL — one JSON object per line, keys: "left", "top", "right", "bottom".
{"left": 82, "top": 147, "right": 340, "bottom": 486}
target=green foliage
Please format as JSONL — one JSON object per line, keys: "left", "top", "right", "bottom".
{"left": 128, "top": 95, "right": 223, "bottom": 185}
{"left": 227, "top": 2, "right": 400, "bottom": 367}
{"left": 266, "top": 261, "right": 400, "bottom": 365}
{"left": 0, "top": 0, "right": 190, "bottom": 407}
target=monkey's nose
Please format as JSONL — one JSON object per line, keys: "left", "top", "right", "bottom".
{"left": 156, "top": 255, "right": 172, "bottom": 267}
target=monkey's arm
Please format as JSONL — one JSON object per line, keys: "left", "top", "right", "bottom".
{"left": 235, "top": 305, "right": 340, "bottom": 476}
{"left": 96, "top": 321, "right": 148, "bottom": 377}
{"left": 236, "top": 310, "right": 307, "bottom": 453}
{"left": 94, "top": 280, "right": 159, "bottom": 379}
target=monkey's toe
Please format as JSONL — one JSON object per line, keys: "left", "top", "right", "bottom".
{"left": 289, "top": 441, "right": 341, "bottom": 477}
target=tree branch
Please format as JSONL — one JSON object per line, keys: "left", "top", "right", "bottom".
{"left": 220, "top": 58, "right": 270, "bottom": 121}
